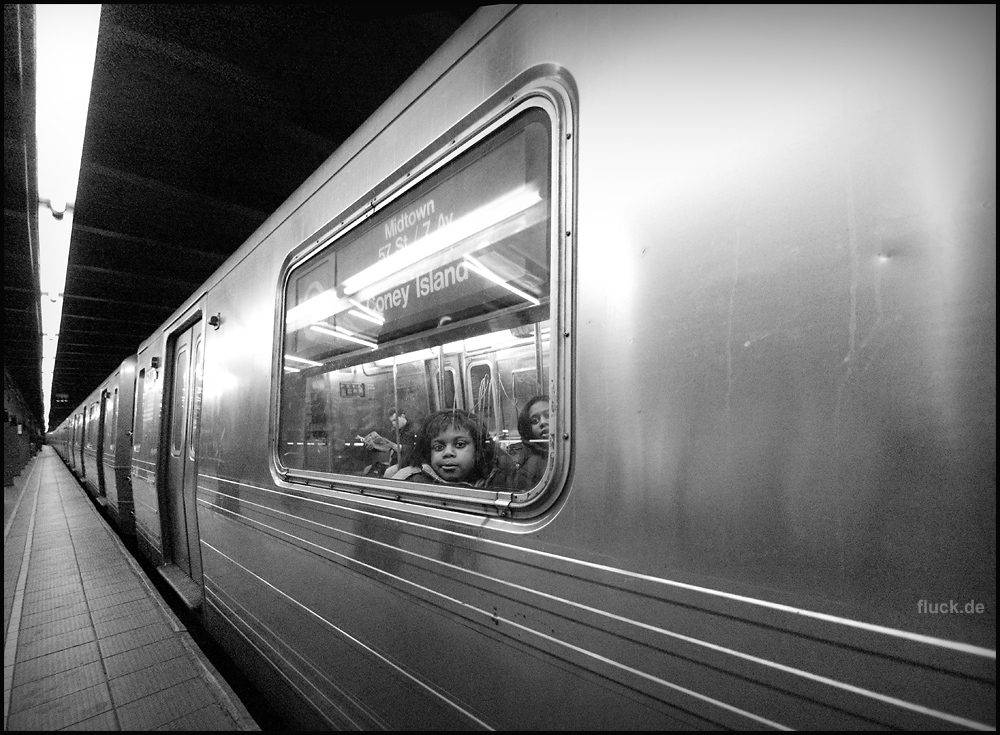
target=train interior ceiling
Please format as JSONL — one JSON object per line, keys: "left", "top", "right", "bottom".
{"left": 4, "top": 5, "right": 480, "bottom": 434}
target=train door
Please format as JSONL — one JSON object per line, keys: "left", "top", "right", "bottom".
{"left": 163, "top": 319, "right": 205, "bottom": 591}
{"left": 76, "top": 411, "right": 86, "bottom": 476}
{"left": 85, "top": 402, "right": 99, "bottom": 481}
{"left": 96, "top": 389, "right": 110, "bottom": 496}
{"left": 103, "top": 386, "right": 119, "bottom": 498}
{"left": 71, "top": 412, "right": 81, "bottom": 473}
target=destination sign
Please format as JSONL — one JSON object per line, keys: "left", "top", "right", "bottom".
{"left": 337, "top": 129, "right": 529, "bottom": 282}
{"left": 286, "top": 117, "right": 550, "bottom": 363}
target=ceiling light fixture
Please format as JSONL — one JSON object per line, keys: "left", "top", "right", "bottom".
{"left": 35, "top": 3, "right": 102, "bottom": 430}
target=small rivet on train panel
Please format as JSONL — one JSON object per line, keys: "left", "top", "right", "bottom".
{"left": 564, "top": 331, "right": 570, "bottom": 338}
{"left": 563, "top": 433, "right": 569, "bottom": 440}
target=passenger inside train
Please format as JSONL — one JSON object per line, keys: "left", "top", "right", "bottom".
{"left": 360, "top": 409, "right": 420, "bottom": 477}
{"left": 390, "top": 409, "right": 502, "bottom": 487}
{"left": 504, "top": 395, "right": 550, "bottom": 490}
{"left": 277, "top": 104, "right": 555, "bottom": 499}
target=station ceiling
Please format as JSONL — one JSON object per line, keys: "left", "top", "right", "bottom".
{"left": 5, "top": 4, "right": 479, "bottom": 430}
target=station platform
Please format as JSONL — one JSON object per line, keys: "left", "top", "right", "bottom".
{"left": 4, "top": 447, "right": 259, "bottom": 731}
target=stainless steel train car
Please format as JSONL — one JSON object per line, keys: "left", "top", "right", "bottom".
{"left": 51, "top": 354, "right": 137, "bottom": 538}
{"left": 50, "top": 5, "right": 995, "bottom": 729}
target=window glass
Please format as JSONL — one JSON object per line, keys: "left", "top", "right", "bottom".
{"left": 468, "top": 362, "right": 497, "bottom": 432}
{"left": 279, "top": 107, "right": 556, "bottom": 499}
{"left": 87, "top": 403, "right": 99, "bottom": 448}
{"left": 103, "top": 389, "right": 117, "bottom": 452}
{"left": 171, "top": 346, "right": 189, "bottom": 456}
{"left": 133, "top": 369, "right": 145, "bottom": 453}
{"left": 189, "top": 335, "right": 204, "bottom": 461}
{"left": 434, "top": 365, "right": 458, "bottom": 412}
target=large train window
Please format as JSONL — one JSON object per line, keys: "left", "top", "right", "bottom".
{"left": 103, "top": 388, "right": 117, "bottom": 453}
{"left": 86, "top": 402, "right": 99, "bottom": 449}
{"left": 277, "top": 88, "right": 571, "bottom": 517}
{"left": 188, "top": 335, "right": 204, "bottom": 462}
{"left": 170, "top": 344, "right": 190, "bottom": 457}
{"left": 133, "top": 369, "right": 145, "bottom": 454}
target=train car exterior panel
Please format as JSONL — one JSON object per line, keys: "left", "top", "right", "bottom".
{"left": 182, "top": 0, "right": 992, "bottom": 648}
{"left": 196, "top": 5, "right": 990, "bottom": 729}
{"left": 204, "top": 579, "right": 383, "bottom": 730}
{"left": 51, "top": 359, "right": 136, "bottom": 533}
{"left": 130, "top": 339, "right": 167, "bottom": 565}
{"left": 198, "top": 481, "right": 715, "bottom": 730}
{"left": 80, "top": 393, "right": 103, "bottom": 500}
{"left": 69, "top": 411, "right": 84, "bottom": 476}
{"left": 198, "top": 502, "right": 500, "bottom": 730}
{"left": 505, "top": 3, "right": 994, "bottom": 641}
{"left": 101, "top": 356, "right": 137, "bottom": 536}
{"left": 197, "top": 257, "right": 276, "bottom": 492}
{"left": 198, "top": 471, "right": 993, "bottom": 729}
{"left": 49, "top": 4, "right": 994, "bottom": 730}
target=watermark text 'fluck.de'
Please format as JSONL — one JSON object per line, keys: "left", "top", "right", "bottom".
{"left": 917, "top": 599, "right": 987, "bottom": 614}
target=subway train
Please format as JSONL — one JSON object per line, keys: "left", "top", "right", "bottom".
{"left": 50, "top": 5, "right": 995, "bottom": 730}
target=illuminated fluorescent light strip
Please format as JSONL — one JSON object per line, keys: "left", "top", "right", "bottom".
{"left": 341, "top": 185, "right": 542, "bottom": 296}
{"left": 36, "top": 4, "right": 102, "bottom": 431}
{"left": 36, "top": 4, "right": 101, "bottom": 210}
{"left": 285, "top": 354, "right": 323, "bottom": 367}
{"left": 286, "top": 289, "right": 345, "bottom": 330}
{"left": 348, "top": 298, "right": 385, "bottom": 323}
{"left": 283, "top": 366, "right": 301, "bottom": 373}
{"left": 310, "top": 324, "right": 377, "bottom": 349}
{"left": 286, "top": 185, "right": 542, "bottom": 335}
{"left": 463, "top": 255, "right": 541, "bottom": 306}
{"left": 349, "top": 309, "right": 385, "bottom": 325}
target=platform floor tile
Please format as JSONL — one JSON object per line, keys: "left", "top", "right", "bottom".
{"left": 4, "top": 449, "right": 258, "bottom": 731}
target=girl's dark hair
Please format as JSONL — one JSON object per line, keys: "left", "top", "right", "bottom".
{"left": 416, "top": 409, "right": 496, "bottom": 481}
{"left": 517, "top": 395, "right": 550, "bottom": 456}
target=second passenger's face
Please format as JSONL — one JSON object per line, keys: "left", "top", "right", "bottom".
{"left": 431, "top": 425, "right": 476, "bottom": 482}
{"left": 529, "top": 402, "right": 550, "bottom": 440}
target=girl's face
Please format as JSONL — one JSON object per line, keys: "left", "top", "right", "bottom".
{"left": 528, "top": 401, "right": 550, "bottom": 441}
{"left": 430, "top": 425, "right": 476, "bottom": 482}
